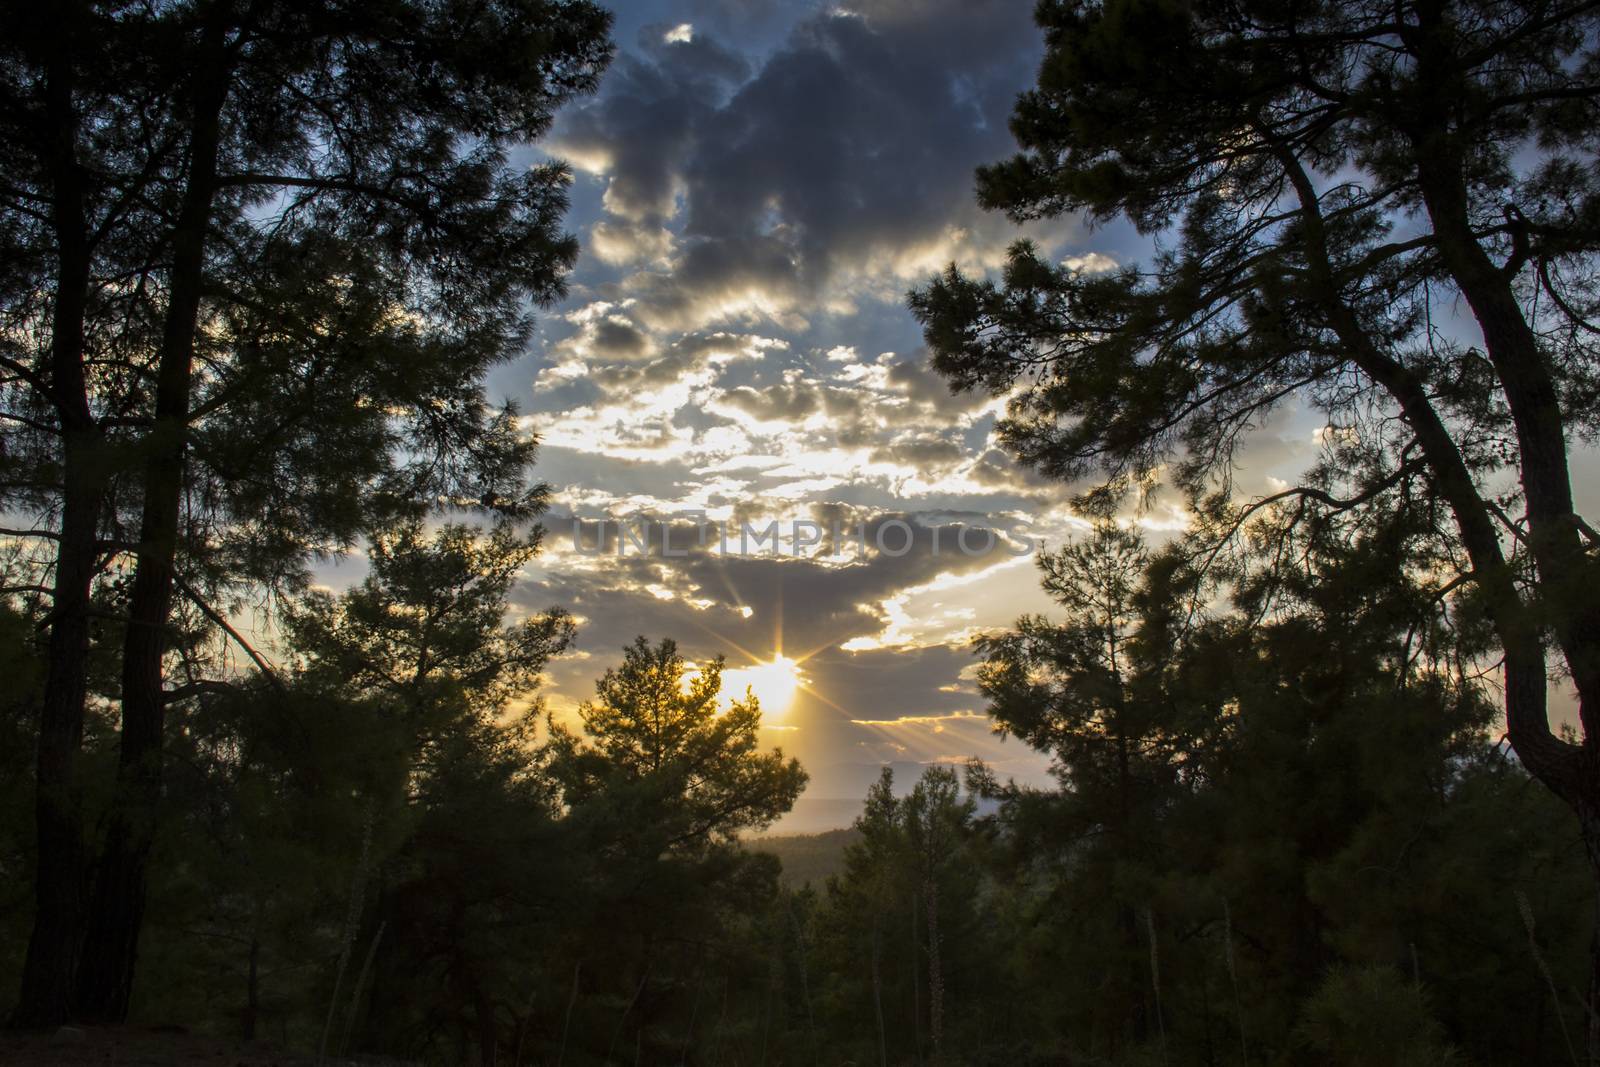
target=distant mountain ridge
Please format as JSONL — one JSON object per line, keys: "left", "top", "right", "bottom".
{"left": 751, "top": 826, "right": 861, "bottom": 887}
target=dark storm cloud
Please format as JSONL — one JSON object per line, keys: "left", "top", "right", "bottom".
{"left": 683, "top": 4, "right": 1033, "bottom": 252}
{"left": 589, "top": 318, "right": 652, "bottom": 360}
{"left": 679, "top": 0, "right": 797, "bottom": 42}
{"left": 554, "top": 29, "right": 749, "bottom": 225}
{"left": 551, "top": 0, "right": 1047, "bottom": 326}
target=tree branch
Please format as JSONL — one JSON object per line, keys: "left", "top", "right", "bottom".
{"left": 172, "top": 572, "right": 285, "bottom": 692}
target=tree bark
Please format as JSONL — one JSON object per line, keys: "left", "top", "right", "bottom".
{"left": 1271, "top": 98, "right": 1600, "bottom": 1043}
{"left": 241, "top": 934, "right": 259, "bottom": 1042}
{"left": 924, "top": 875, "right": 943, "bottom": 1063}
{"left": 1273, "top": 136, "right": 1582, "bottom": 802}
{"left": 1576, "top": 802, "right": 1600, "bottom": 1066}
{"left": 12, "top": 11, "right": 101, "bottom": 1028}
{"left": 910, "top": 890, "right": 922, "bottom": 1065}
{"left": 72, "top": 15, "right": 231, "bottom": 1020}
{"left": 1413, "top": 144, "right": 1600, "bottom": 723}
{"left": 870, "top": 917, "right": 887, "bottom": 1067}
{"left": 476, "top": 986, "right": 499, "bottom": 1067}
{"left": 16, "top": 458, "right": 98, "bottom": 1029}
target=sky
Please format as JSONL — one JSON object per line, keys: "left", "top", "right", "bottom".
{"left": 284, "top": 0, "right": 1600, "bottom": 834}
{"left": 472, "top": 0, "right": 1330, "bottom": 832}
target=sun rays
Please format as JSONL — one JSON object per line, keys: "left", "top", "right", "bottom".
{"left": 723, "top": 654, "right": 804, "bottom": 716}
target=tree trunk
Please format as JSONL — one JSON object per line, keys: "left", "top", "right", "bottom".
{"left": 476, "top": 985, "right": 499, "bottom": 1067}
{"left": 72, "top": 18, "right": 230, "bottom": 1020}
{"left": 870, "top": 918, "right": 887, "bottom": 1067}
{"left": 1111, "top": 721, "right": 1146, "bottom": 1052}
{"left": 13, "top": 15, "right": 99, "bottom": 1027}
{"left": 909, "top": 891, "right": 922, "bottom": 1065}
{"left": 1578, "top": 799, "right": 1600, "bottom": 1065}
{"left": 924, "top": 875, "right": 944, "bottom": 1063}
{"left": 341, "top": 920, "right": 384, "bottom": 1057}
{"left": 241, "top": 935, "right": 259, "bottom": 1042}
{"left": 1413, "top": 146, "right": 1600, "bottom": 722}
{"left": 1278, "top": 121, "right": 1600, "bottom": 1059}
{"left": 788, "top": 895, "right": 818, "bottom": 1067}
{"left": 15, "top": 440, "right": 99, "bottom": 1029}
{"left": 354, "top": 899, "right": 401, "bottom": 1056}
{"left": 1403, "top": 26, "right": 1600, "bottom": 1056}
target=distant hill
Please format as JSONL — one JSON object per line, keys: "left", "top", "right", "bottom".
{"left": 751, "top": 826, "right": 860, "bottom": 887}
{"left": 761, "top": 795, "right": 863, "bottom": 834}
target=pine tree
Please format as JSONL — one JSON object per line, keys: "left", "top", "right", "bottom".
{"left": 2, "top": 0, "right": 612, "bottom": 1025}
{"left": 912, "top": 0, "right": 1600, "bottom": 1041}
{"left": 281, "top": 520, "right": 573, "bottom": 1064}
{"left": 543, "top": 638, "right": 806, "bottom": 1062}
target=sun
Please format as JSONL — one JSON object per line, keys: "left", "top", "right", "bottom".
{"left": 723, "top": 654, "right": 802, "bottom": 717}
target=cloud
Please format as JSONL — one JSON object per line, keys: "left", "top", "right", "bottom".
{"left": 530, "top": 511, "right": 1029, "bottom": 660}
{"left": 589, "top": 220, "right": 675, "bottom": 266}
{"left": 550, "top": 0, "right": 1060, "bottom": 335}
{"left": 1062, "top": 251, "right": 1118, "bottom": 274}
{"left": 720, "top": 382, "right": 821, "bottom": 422}
{"left": 550, "top": 28, "right": 750, "bottom": 228}
{"left": 511, "top": 0, "right": 1091, "bottom": 816}
{"left": 590, "top": 318, "right": 653, "bottom": 360}
{"left": 869, "top": 434, "right": 966, "bottom": 470}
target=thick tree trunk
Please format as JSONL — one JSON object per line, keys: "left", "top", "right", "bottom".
{"left": 72, "top": 24, "right": 229, "bottom": 1020}
{"left": 1573, "top": 798, "right": 1600, "bottom": 1066}
{"left": 13, "top": 19, "right": 99, "bottom": 1028}
{"left": 1280, "top": 127, "right": 1587, "bottom": 793}
{"left": 1414, "top": 148, "right": 1600, "bottom": 721}
{"left": 1403, "top": 40, "right": 1600, "bottom": 1050}
{"left": 14, "top": 444, "right": 98, "bottom": 1029}
{"left": 1270, "top": 27, "right": 1594, "bottom": 1063}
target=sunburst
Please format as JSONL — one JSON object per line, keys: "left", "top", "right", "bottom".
{"left": 723, "top": 654, "right": 803, "bottom": 716}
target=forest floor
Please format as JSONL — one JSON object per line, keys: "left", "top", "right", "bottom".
{"left": 0, "top": 1027, "right": 339, "bottom": 1066}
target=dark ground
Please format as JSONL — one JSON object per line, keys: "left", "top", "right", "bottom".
{"left": 0, "top": 1028, "right": 329, "bottom": 1066}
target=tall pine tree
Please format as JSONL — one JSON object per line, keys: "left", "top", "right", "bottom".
{"left": 2, "top": 0, "right": 611, "bottom": 1025}
{"left": 912, "top": 0, "right": 1600, "bottom": 1043}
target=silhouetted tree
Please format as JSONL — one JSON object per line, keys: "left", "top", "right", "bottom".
{"left": 941, "top": 509, "right": 1588, "bottom": 1061}
{"left": 546, "top": 637, "right": 807, "bottom": 1061}
{"left": 1, "top": 0, "right": 611, "bottom": 1025}
{"left": 285, "top": 521, "right": 575, "bottom": 756}
{"left": 976, "top": 522, "right": 1187, "bottom": 1053}
{"left": 553, "top": 637, "right": 808, "bottom": 844}
{"left": 810, "top": 764, "right": 992, "bottom": 1065}
{"left": 912, "top": 0, "right": 1600, "bottom": 1042}
{"left": 148, "top": 521, "right": 572, "bottom": 1062}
